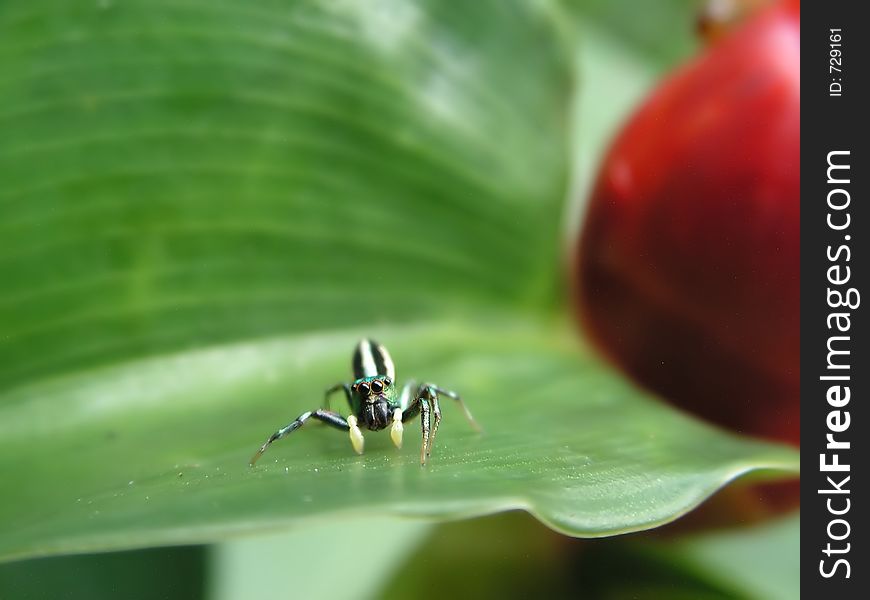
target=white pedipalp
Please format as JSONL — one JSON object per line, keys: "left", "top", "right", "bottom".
{"left": 390, "top": 408, "right": 404, "bottom": 448}
{"left": 347, "top": 415, "right": 365, "bottom": 454}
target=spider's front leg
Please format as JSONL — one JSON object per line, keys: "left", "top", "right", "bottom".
{"left": 402, "top": 382, "right": 478, "bottom": 465}
{"left": 407, "top": 388, "right": 434, "bottom": 465}
{"left": 421, "top": 386, "right": 439, "bottom": 463}
{"left": 424, "top": 383, "right": 481, "bottom": 435}
{"left": 404, "top": 381, "right": 482, "bottom": 465}
{"left": 249, "top": 408, "right": 360, "bottom": 466}
{"left": 395, "top": 380, "right": 427, "bottom": 464}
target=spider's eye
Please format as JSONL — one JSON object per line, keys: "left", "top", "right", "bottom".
{"left": 383, "top": 377, "right": 391, "bottom": 387}
{"left": 358, "top": 382, "right": 370, "bottom": 396}
{"left": 371, "top": 380, "right": 383, "bottom": 394}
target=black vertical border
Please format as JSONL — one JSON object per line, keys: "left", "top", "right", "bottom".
{"left": 802, "top": 1, "right": 867, "bottom": 596}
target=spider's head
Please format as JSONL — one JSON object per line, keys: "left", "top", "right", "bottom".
{"left": 352, "top": 376, "right": 394, "bottom": 403}
{"left": 353, "top": 376, "right": 395, "bottom": 431}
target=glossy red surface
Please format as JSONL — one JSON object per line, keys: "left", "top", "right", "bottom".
{"left": 574, "top": 0, "right": 800, "bottom": 444}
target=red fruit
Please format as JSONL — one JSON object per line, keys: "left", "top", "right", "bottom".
{"left": 574, "top": 0, "right": 800, "bottom": 445}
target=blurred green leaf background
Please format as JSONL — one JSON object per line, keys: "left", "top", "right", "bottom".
{"left": 0, "top": 0, "right": 797, "bottom": 598}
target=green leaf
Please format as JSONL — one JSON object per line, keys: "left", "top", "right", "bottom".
{"left": 561, "top": 0, "right": 699, "bottom": 68}
{"left": 0, "top": 0, "right": 572, "bottom": 390}
{"left": 0, "top": 0, "right": 797, "bottom": 564}
{"left": 0, "top": 323, "right": 797, "bottom": 562}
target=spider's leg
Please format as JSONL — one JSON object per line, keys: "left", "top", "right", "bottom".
{"left": 422, "top": 383, "right": 482, "bottom": 433}
{"left": 417, "top": 391, "right": 432, "bottom": 465}
{"left": 402, "top": 385, "right": 434, "bottom": 465}
{"left": 422, "top": 386, "right": 442, "bottom": 459}
{"left": 399, "top": 381, "right": 433, "bottom": 462}
{"left": 249, "top": 409, "right": 350, "bottom": 466}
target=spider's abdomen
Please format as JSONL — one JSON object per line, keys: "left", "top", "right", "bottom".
{"left": 353, "top": 339, "right": 395, "bottom": 380}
